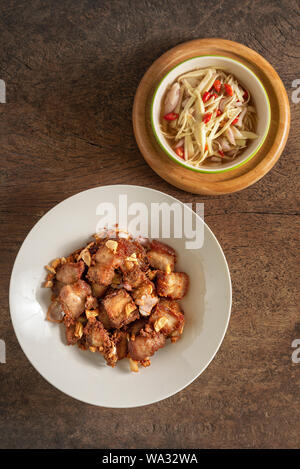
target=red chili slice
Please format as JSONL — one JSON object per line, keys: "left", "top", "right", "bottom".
{"left": 232, "top": 118, "right": 239, "bottom": 125}
{"left": 224, "top": 84, "right": 233, "bottom": 96}
{"left": 203, "top": 113, "right": 212, "bottom": 124}
{"left": 243, "top": 90, "right": 248, "bottom": 100}
{"left": 219, "top": 150, "right": 225, "bottom": 157}
{"left": 175, "top": 146, "right": 184, "bottom": 159}
{"left": 202, "top": 91, "right": 211, "bottom": 103}
{"left": 213, "top": 80, "right": 221, "bottom": 93}
{"left": 163, "top": 112, "right": 179, "bottom": 121}
{"left": 216, "top": 109, "right": 222, "bottom": 116}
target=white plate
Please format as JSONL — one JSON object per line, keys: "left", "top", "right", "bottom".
{"left": 9, "top": 185, "right": 231, "bottom": 407}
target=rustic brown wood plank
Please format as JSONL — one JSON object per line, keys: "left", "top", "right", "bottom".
{"left": 0, "top": 0, "right": 299, "bottom": 449}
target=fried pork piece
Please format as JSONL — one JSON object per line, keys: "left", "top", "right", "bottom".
{"left": 87, "top": 264, "right": 114, "bottom": 287}
{"left": 128, "top": 326, "right": 166, "bottom": 361}
{"left": 52, "top": 280, "right": 66, "bottom": 297}
{"left": 133, "top": 241, "right": 150, "bottom": 271}
{"left": 120, "top": 239, "right": 149, "bottom": 291}
{"left": 47, "top": 298, "right": 64, "bottom": 323}
{"left": 102, "top": 288, "right": 139, "bottom": 328}
{"left": 98, "top": 302, "right": 113, "bottom": 330}
{"left": 156, "top": 271, "right": 189, "bottom": 299}
{"left": 59, "top": 280, "right": 91, "bottom": 319}
{"left": 64, "top": 316, "right": 81, "bottom": 345}
{"left": 56, "top": 260, "right": 85, "bottom": 284}
{"left": 132, "top": 279, "right": 159, "bottom": 316}
{"left": 91, "top": 283, "right": 107, "bottom": 298}
{"left": 87, "top": 240, "right": 125, "bottom": 286}
{"left": 122, "top": 265, "right": 147, "bottom": 290}
{"left": 112, "top": 330, "right": 128, "bottom": 360}
{"left": 84, "top": 318, "right": 118, "bottom": 366}
{"left": 147, "top": 240, "right": 176, "bottom": 273}
{"left": 119, "top": 238, "right": 149, "bottom": 272}
{"left": 149, "top": 299, "right": 185, "bottom": 338}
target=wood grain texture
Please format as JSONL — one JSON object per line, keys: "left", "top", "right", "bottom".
{"left": 0, "top": 0, "right": 299, "bottom": 449}
{"left": 133, "top": 38, "right": 290, "bottom": 194}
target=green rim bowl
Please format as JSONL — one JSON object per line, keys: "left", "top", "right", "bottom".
{"left": 151, "top": 55, "right": 271, "bottom": 174}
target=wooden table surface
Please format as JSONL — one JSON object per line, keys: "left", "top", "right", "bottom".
{"left": 0, "top": 0, "right": 299, "bottom": 449}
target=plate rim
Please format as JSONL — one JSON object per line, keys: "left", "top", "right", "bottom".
{"left": 9, "top": 184, "right": 232, "bottom": 408}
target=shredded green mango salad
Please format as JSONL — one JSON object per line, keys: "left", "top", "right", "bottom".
{"left": 161, "top": 68, "right": 257, "bottom": 166}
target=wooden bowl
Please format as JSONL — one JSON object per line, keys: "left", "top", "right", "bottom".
{"left": 133, "top": 39, "right": 290, "bottom": 195}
